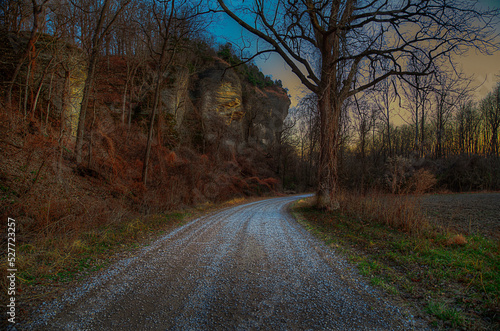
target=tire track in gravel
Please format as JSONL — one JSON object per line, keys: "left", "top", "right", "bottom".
{"left": 23, "top": 195, "right": 422, "bottom": 330}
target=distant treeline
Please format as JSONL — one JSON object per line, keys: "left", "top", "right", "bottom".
{"left": 277, "top": 80, "right": 500, "bottom": 193}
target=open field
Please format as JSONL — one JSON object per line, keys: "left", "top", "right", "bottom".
{"left": 420, "top": 192, "right": 500, "bottom": 240}
{"left": 293, "top": 192, "right": 500, "bottom": 330}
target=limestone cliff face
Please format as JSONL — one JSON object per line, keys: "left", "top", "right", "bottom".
{"left": 0, "top": 31, "right": 290, "bottom": 152}
{"left": 160, "top": 67, "right": 193, "bottom": 129}
{"left": 173, "top": 57, "right": 290, "bottom": 149}
{"left": 194, "top": 58, "right": 243, "bottom": 121}
{"left": 242, "top": 85, "right": 290, "bottom": 147}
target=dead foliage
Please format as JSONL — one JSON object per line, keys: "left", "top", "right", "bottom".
{"left": 337, "top": 190, "right": 430, "bottom": 235}
{"left": 445, "top": 234, "right": 468, "bottom": 246}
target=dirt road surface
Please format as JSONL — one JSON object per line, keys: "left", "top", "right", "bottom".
{"left": 23, "top": 195, "right": 419, "bottom": 330}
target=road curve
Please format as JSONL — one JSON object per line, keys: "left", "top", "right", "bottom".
{"left": 25, "top": 195, "right": 418, "bottom": 330}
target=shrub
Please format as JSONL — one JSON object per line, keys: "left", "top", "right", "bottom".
{"left": 409, "top": 168, "right": 437, "bottom": 194}
{"left": 437, "top": 155, "right": 500, "bottom": 191}
{"left": 384, "top": 156, "right": 413, "bottom": 194}
{"left": 445, "top": 234, "right": 467, "bottom": 246}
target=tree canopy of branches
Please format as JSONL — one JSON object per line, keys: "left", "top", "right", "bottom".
{"left": 338, "top": 81, "right": 500, "bottom": 193}
{"left": 217, "top": 0, "right": 499, "bottom": 209}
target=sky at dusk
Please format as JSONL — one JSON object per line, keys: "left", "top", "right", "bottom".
{"left": 209, "top": 0, "right": 500, "bottom": 110}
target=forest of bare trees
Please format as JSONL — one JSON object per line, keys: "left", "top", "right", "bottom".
{"left": 278, "top": 78, "right": 500, "bottom": 194}
{"left": 217, "top": 0, "right": 499, "bottom": 208}
{"left": 1, "top": 0, "right": 212, "bottom": 175}
{"left": 1, "top": 0, "right": 499, "bottom": 204}
{"left": 0, "top": 0, "right": 290, "bottom": 226}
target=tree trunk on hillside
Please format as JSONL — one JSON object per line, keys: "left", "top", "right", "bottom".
{"left": 44, "top": 71, "right": 54, "bottom": 133}
{"left": 122, "top": 59, "right": 140, "bottom": 124}
{"left": 57, "top": 67, "right": 71, "bottom": 182}
{"left": 75, "top": 53, "right": 98, "bottom": 164}
{"left": 142, "top": 71, "right": 163, "bottom": 185}
{"left": 74, "top": 0, "right": 130, "bottom": 164}
{"left": 30, "top": 56, "right": 53, "bottom": 120}
{"left": 141, "top": 0, "right": 178, "bottom": 185}
{"left": 6, "top": 0, "right": 48, "bottom": 106}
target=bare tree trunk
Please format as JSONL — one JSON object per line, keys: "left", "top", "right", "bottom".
{"left": 308, "top": 111, "right": 314, "bottom": 187}
{"left": 414, "top": 81, "right": 420, "bottom": 154}
{"left": 121, "top": 78, "right": 129, "bottom": 124}
{"left": 23, "top": 64, "right": 31, "bottom": 118}
{"left": 387, "top": 119, "right": 392, "bottom": 157}
{"left": 142, "top": 72, "right": 162, "bottom": 185}
{"left": 74, "top": 0, "right": 130, "bottom": 164}
{"left": 122, "top": 60, "right": 140, "bottom": 125}
{"left": 421, "top": 100, "right": 425, "bottom": 156}
{"left": 75, "top": 53, "right": 98, "bottom": 163}
{"left": 87, "top": 100, "right": 97, "bottom": 168}
{"left": 141, "top": 0, "right": 180, "bottom": 184}
{"left": 44, "top": 71, "right": 54, "bottom": 133}
{"left": 316, "top": 87, "right": 341, "bottom": 210}
{"left": 57, "top": 68, "right": 70, "bottom": 181}
{"left": 7, "top": 0, "right": 46, "bottom": 105}
{"left": 30, "top": 57, "right": 53, "bottom": 120}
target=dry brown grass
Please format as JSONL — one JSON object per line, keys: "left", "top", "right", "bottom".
{"left": 445, "top": 234, "right": 468, "bottom": 246}
{"left": 0, "top": 97, "right": 282, "bottom": 316}
{"left": 337, "top": 190, "right": 430, "bottom": 235}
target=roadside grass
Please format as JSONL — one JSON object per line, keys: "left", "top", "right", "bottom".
{"left": 4, "top": 211, "right": 189, "bottom": 292}
{"left": 293, "top": 194, "right": 500, "bottom": 330}
{"left": 426, "top": 300, "right": 466, "bottom": 327}
{"left": 0, "top": 196, "right": 265, "bottom": 307}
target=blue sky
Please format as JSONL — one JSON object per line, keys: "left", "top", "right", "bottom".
{"left": 209, "top": 0, "right": 500, "bottom": 107}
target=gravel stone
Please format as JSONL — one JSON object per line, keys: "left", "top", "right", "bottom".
{"left": 22, "top": 195, "right": 426, "bottom": 330}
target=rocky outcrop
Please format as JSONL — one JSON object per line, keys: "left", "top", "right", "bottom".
{"left": 0, "top": 32, "right": 290, "bottom": 152}
{"left": 194, "top": 58, "right": 244, "bottom": 121}
{"left": 159, "top": 66, "right": 193, "bottom": 130}
{"left": 242, "top": 85, "right": 290, "bottom": 147}
{"left": 177, "top": 57, "right": 290, "bottom": 149}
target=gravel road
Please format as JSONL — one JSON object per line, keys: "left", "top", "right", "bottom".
{"left": 24, "top": 195, "right": 419, "bottom": 330}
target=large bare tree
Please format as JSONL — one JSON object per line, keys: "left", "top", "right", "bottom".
{"left": 217, "top": 0, "right": 499, "bottom": 209}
